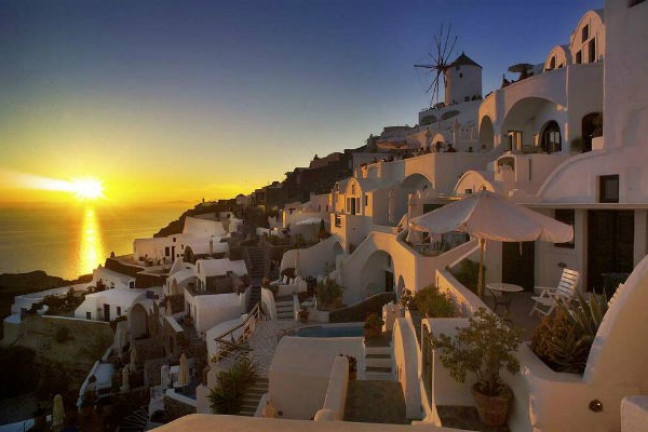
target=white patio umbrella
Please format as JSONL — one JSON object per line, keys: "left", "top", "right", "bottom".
{"left": 409, "top": 190, "right": 573, "bottom": 297}
{"left": 177, "top": 352, "right": 190, "bottom": 390}
{"left": 52, "top": 394, "right": 64, "bottom": 432}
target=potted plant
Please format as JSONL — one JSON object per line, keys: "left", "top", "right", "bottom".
{"left": 363, "top": 313, "right": 384, "bottom": 339}
{"left": 298, "top": 307, "right": 309, "bottom": 323}
{"left": 431, "top": 308, "right": 521, "bottom": 427}
{"left": 341, "top": 354, "right": 357, "bottom": 380}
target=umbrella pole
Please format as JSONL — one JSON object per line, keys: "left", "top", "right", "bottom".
{"left": 478, "top": 239, "right": 485, "bottom": 298}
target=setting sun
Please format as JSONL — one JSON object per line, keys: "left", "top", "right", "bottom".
{"left": 70, "top": 178, "right": 104, "bottom": 201}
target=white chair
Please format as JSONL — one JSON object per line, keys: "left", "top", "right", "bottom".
{"left": 530, "top": 268, "right": 580, "bottom": 316}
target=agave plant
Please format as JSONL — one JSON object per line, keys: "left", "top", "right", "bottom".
{"left": 530, "top": 291, "right": 609, "bottom": 374}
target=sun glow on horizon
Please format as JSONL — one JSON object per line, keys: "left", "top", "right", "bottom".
{"left": 70, "top": 178, "right": 104, "bottom": 201}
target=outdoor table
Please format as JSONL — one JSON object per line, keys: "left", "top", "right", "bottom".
{"left": 486, "top": 282, "right": 524, "bottom": 313}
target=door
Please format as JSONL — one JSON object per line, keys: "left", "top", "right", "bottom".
{"left": 502, "top": 241, "right": 535, "bottom": 291}
{"left": 103, "top": 304, "right": 110, "bottom": 322}
{"left": 587, "top": 210, "right": 634, "bottom": 292}
{"left": 385, "top": 271, "right": 394, "bottom": 292}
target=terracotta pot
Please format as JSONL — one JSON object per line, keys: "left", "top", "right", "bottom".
{"left": 471, "top": 383, "right": 513, "bottom": 427}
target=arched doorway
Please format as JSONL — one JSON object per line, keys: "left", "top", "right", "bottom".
{"left": 129, "top": 303, "right": 149, "bottom": 339}
{"left": 184, "top": 246, "right": 194, "bottom": 263}
{"left": 540, "top": 120, "right": 562, "bottom": 153}
{"left": 360, "top": 250, "right": 394, "bottom": 297}
{"left": 479, "top": 116, "right": 494, "bottom": 150}
{"left": 582, "top": 112, "right": 602, "bottom": 153}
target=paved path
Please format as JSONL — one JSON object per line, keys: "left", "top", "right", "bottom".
{"left": 344, "top": 380, "right": 407, "bottom": 424}
{"left": 247, "top": 319, "right": 300, "bottom": 376}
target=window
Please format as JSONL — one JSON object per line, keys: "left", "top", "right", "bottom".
{"left": 117, "top": 306, "right": 122, "bottom": 316}
{"left": 588, "top": 38, "right": 596, "bottom": 63}
{"left": 459, "top": 73, "right": 463, "bottom": 78}
{"left": 364, "top": 194, "right": 369, "bottom": 206}
{"left": 464, "top": 189, "right": 473, "bottom": 195}
{"left": 165, "top": 246, "right": 170, "bottom": 257}
{"left": 173, "top": 237, "right": 176, "bottom": 242}
{"left": 86, "top": 312, "right": 91, "bottom": 320}
{"left": 555, "top": 209, "right": 575, "bottom": 248}
{"left": 599, "top": 175, "right": 620, "bottom": 203}
{"left": 575, "top": 51, "right": 582, "bottom": 64}
{"left": 582, "top": 24, "right": 589, "bottom": 42}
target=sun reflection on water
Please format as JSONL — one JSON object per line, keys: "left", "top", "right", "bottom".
{"left": 79, "top": 207, "right": 105, "bottom": 275}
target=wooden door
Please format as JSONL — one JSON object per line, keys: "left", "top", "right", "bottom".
{"left": 502, "top": 241, "right": 535, "bottom": 291}
{"left": 587, "top": 210, "right": 634, "bottom": 292}
{"left": 103, "top": 304, "right": 110, "bottom": 322}
{"left": 385, "top": 271, "right": 394, "bottom": 292}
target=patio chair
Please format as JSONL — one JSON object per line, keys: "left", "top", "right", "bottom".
{"left": 529, "top": 268, "right": 580, "bottom": 316}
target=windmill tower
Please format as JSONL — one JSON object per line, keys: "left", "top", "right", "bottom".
{"left": 415, "top": 25, "right": 482, "bottom": 107}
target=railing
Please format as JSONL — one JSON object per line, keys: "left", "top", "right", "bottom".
{"left": 211, "top": 302, "right": 261, "bottom": 362}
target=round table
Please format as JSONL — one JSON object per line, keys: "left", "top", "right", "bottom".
{"left": 486, "top": 283, "right": 523, "bottom": 313}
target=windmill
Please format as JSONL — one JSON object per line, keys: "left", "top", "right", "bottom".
{"left": 415, "top": 24, "right": 458, "bottom": 107}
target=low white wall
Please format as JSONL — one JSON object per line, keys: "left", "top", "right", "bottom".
{"left": 435, "top": 270, "right": 488, "bottom": 316}
{"left": 260, "top": 288, "right": 277, "bottom": 321}
{"left": 393, "top": 318, "right": 422, "bottom": 419}
{"left": 315, "top": 355, "right": 349, "bottom": 421}
{"left": 622, "top": 396, "right": 648, "bottom": 432}
{"left": 280, "top": 236, "right": 343, "bottom": 279}
{"left": 424, "top": 318, "right": 475, "bottom": 407}
{"left": 269, "top": 336, "right": 364, "bottom": 420}
{"left": 506, "top": 344, "right": 638, "bottom": 432}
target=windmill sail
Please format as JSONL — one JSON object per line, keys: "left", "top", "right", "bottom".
{"left": 415, "top": 24, "right": 458, "bottom": 107}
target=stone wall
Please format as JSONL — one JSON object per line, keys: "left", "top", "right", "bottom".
{"left": 163, "top": 394, "right": 197, "bottom": 423}
{"left": 329, "top": 292, "right": 395, "bottom": 323}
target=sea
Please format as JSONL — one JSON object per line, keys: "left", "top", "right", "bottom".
{"left": 0, "top": 203, "right": 190, "bottom": 280}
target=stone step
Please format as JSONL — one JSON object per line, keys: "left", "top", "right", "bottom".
{"left": 365, "top": 356, "right": 392, "bottom": 368}
{"left": 364, "top": 371, "right": 395, "bottom": 381}
{"left": 365, "top": 346, "right": 391, "bottom": 356}
{"left": 366, "top": 365, "right": 392, "bottom": 374}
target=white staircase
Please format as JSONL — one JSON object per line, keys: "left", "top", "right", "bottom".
{"left": 239, "top": 376, "right": 269, "bottom": 416}
{"left": 364, "top": 345, "right": 394, "bottom": 381}
{"left": 275, "top": 295, "right": 294, "bottom": 321}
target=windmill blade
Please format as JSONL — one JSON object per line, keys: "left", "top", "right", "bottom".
{"left": 414, "top": 64, "right": 436, "bottom": 69}
{"left": 441, "top": 24, "right": 452, "bottom": 65}
{"left": 443, "top": 35, "right": 458, "bottom": 64}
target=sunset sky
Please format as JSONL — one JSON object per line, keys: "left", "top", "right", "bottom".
{"left": 0, "top": 0, "right": 601, "bottom": 205}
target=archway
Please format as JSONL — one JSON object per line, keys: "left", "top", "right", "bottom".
{"left": 360, "top": 250, "right": 394, "bottom": 297}
{"left": 540, "top": 120, "right": 562, "bottom": 153}
{"left": 501, "top": 97, "right": 564, "bottom": 152}
{"left": 129, "top": 303, "right": 149, "bottom": 339}
{"left": 582, "top": 112, "right": 602, "bottom": 153}
{"left": 184, "top": 246, "right": 194, "bottom": 263}
{"left": 479, "top": 116, "right": 494, "bottom": 150}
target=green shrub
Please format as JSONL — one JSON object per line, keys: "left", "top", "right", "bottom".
{"left": 209, "top": 356, "right": 258, "bottom": 414}
{"left": 413, "top": 285, "right": 458, "bottom": 318}
{"left": 316, "top": 279, "right": 344, "bottom": 311}
{"left": 449, "top": 260, "right": 482, "bottom": 294}
{"left": 530, "top": 292, "right": 608, "bottom": 374}
{"left": 432, "top": 308, "right": 520, "bottom": 396}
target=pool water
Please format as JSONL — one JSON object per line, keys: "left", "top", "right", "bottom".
{"left": 295, "top": 325, "right": 364, "bottom": 338}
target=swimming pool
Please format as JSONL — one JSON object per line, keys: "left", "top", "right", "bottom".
{"left": 294, "top": 324, "right": 364, "bottom": 338}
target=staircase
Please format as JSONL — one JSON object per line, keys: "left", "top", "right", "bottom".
{"left": 239, "top": 376, "right": 269, "bottom": 416}
{"left": 364, "top": 345, "right": 394, "bottom": 381}
{"left": 118, "top": 405, "right": 149, "bottom": 431}
{"left": 275, "top": 295, "right": 294, "bottom": 321}
{"left": 245, "top": 246, "right": 266, "bottom": 282}
{"left": 247, "top": 286, "right": 261, "bottom": 313}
